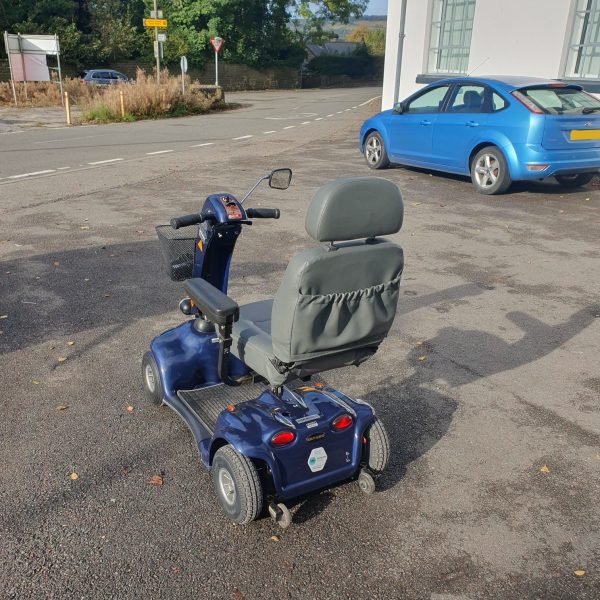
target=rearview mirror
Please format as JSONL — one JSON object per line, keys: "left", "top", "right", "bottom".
{"left": 392, "top": 101, "right": 404, "bottom": 114}
{"left": 269, "top": 168, "right": 292, "bottom": 190}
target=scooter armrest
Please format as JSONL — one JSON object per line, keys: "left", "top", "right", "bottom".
{"left": 184, "top": 279, "right": 239, "bottom": 326}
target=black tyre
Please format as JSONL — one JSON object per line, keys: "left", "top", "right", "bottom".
{"left": 555, "top": 173, "right": 595, "bottom": 188}
{"left": 212, "top": 446, "right": 263, "bottom": 524}
{"left": 366, "top": 417, "right": 390, "bottom": 474}
{"left": 470, "top": 146, "right": 512, "bottom": 195}
{"left": 142, "top": 351, "right": 163, "bottom": 405}
{"left": 363, "top": 131, "right": 390, "bottom": 170}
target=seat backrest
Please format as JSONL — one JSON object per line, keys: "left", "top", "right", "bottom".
{"left": 463, "top": 90, "right": 482, "bottom": 111}
{"left": 271, "top": 177, "right": 404, "bottom": 365}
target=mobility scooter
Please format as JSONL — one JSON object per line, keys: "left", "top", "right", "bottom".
{"left": 142, "top": 170, "right": 404, "bottom": 527}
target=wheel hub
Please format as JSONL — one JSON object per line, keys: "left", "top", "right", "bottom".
{"left": 218, "top": 468, "right": 236, "bottom": 506}
{"left": 144, "top": 364, "right": 155, "bottom": 393}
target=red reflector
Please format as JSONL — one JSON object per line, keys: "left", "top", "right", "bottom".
{"left": 271, "top": 431, "right": 295, "bottom": 446}
{"left": 332, "top": 414, "right": 353, "bottom": 430}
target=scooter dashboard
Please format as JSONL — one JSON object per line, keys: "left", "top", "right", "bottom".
{"left": 203, "top": 193, "right": 247, "bottom": 224}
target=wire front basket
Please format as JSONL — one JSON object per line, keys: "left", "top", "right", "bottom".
{"left": 156, "top": 225, "right": 196, "bottom": 281}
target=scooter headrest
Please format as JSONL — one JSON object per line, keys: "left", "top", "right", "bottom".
{"left": 305, "top": 177, "right": 403, "bottom": 242}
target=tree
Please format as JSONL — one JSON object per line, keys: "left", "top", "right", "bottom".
{"left": 346, "top": 23, "right": 385, "bottom": 56}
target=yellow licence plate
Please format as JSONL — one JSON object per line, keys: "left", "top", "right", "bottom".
{"left": 570, "top": 129, "right": 600, "bottom": 141}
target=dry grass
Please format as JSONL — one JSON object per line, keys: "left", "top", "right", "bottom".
{"left": 0, "top": 69, "right": 224, "bottom": 122}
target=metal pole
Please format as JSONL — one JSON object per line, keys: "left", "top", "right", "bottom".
{"left": 215, "top": 51, "right": 219, "bottom": 87}
{"left": 119, "top": 90, "right": 125, "bottom": 118}
{"left": 4, "top": 32, "right": 18, "bottom": 106}
{"left": 393, "top": 0, "right": 409, "bottom": 106}
{"left": 64, "top": 91, "right": 71, "bottom": 125}
{"left": 154, "top": 0, "right": 160, "bottom": 84}
{"left": 56, "top": 35, "right": 64, "bottom": 107}
{"left": 18, "top": 33, "right": 28, "bottom": 101}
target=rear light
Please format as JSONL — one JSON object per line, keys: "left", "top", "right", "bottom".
{"left": 332, "top": 414, "right": 353, "bottom": 430}
{"left": 511, "top": 90, "right": 544, "bottom": 114}
{"left": 526, "top": 164, "right": 549, "bottom": 172}
{"left": 271, "top": 430, "right": 295, "bottom": 446}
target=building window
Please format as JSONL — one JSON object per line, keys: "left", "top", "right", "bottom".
{"left": 565, "top": 0, "right": 600, "bottom": 79}
{"left": 427, "top": 0, "right": 476, "bottom": 74}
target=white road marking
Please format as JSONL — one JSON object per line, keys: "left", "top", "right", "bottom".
{"left": 314, "top": 118, "right": 323, "bottom": 121}
{"left": 57, "top": 166, "right": 71, "bottom": 170}
{"left": 233, "top": 135, "right": 252, "bottom": 140}
{"left": 190, "top": 142, "right": 214, "bottom": 147}
{"left": 352, "top": 106, "right": 358, "bottom": 109}
{"left": 326, "top": 114, "right": 334, "bottom": 117}
{"left": 344, "top": 108, "right": 351, "bottom": 112}
{"left": 283, "top": 125, "right": 295, "bottom": 130}
{"left": 336, "top": 111, "right": 343, "bottom": 114}
{"left": 146, "top": 150, "right": 173, "bottom": 155}
{"left": 359, "top": 95, "right": 382, "bottom": 106}
{"left": 88, "top": 158, "right": 124, "bottom": 164}
{"left": 9, "top": 169, "right": 55, "bottom": 179}
{"left": 301, "top": 121, "right": 311, "bottom": 125}
{"left": 263, "top": 130, "right": 277, "bottom": 134}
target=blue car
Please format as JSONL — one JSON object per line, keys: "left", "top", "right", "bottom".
{"left": 360, "top": 76, "right": 600, "bottom": 194}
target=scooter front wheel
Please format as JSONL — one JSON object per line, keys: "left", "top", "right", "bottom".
{"left": 212, "top": 446, "right": 263, "bottom": 525}
{"left": 142, "top": 351, "right": 163, "bottom": 406}
{"left": 366, "top": 417, "right": 390, "bottom": 473}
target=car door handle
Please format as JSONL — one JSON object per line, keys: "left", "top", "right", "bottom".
{"left": 420, "top": 120, "right": 432, "bottom": 126}
{"left": 466, "top": 121, "right": 480, "bottom": 127}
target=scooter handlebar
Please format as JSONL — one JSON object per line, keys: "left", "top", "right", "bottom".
{"left": 245, "top": 208, "right": 280, "bottom": 219}
{"left": 170, "top": 213, "right": 205, "bottom": 229}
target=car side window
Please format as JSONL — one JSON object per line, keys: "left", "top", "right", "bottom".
{"left": 491, "top": 92, "right": 507, "bottom": 112}
{"left": 447, "top": 85, "right": 486, "bottom": 113}
{"left": 405, "top": 86, "right": 451, "bottom": 114}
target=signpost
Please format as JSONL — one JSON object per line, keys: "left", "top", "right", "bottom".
{"left": 209, "top": 37, "right": 224, "bottom": 87}
{"left": 143, "top": 2, "right": 167, "bottom": 84}
{"left": 180, "top": 55, "right": 188, "bottom": 95}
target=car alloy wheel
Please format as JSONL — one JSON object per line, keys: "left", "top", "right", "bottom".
{"left": 473, "top": 152, "right": 500, "bottom": 190}
{"left": 365, "top": 135, "right": 382, "bottom": 166}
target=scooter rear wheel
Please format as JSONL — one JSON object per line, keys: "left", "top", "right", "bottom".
{"left": 212, "top": 446, "right": 263, "bottom": 525}
{"left": 366, "top": 417, "right": 390, "bottom": 473}
{"left": 142, "top": 351, "right": 163, "bottom": 406}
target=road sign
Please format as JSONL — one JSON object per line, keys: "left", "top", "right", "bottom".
{"left": 210, "top": 37, "right": 224, "bottom": 54}
{"left": 157, "top": 32, "right": 167, "bottom": 42}
{"left": 144, "top": 18, "right": 168, "bottom": 28}
{"left": 180, "top": 56, "right": 188, "bottom": 74}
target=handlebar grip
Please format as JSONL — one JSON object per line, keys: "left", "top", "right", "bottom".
{"left": 170, "top": 213, "right": 204, "bottom": 229}
{"left": 246, "top": 208, "right": 280, "bottom": 219}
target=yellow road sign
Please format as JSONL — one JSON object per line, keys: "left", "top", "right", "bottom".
{"left": 144, "top": 18, "right": 168, "bottom": 28}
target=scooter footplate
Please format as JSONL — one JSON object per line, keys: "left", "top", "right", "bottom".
{"left": 177, "top": 382, "right": 267, "bottom": 432}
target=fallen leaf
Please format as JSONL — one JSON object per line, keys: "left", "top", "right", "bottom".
{"left": 412, "top": 202, "right": 421, "bottom": 206}
{"left": 56, "top": 404, "right": 69, "bottom": 411}
{"left": 559, "top": 210, "right": 564, "bottom": 214}
{"left": 147, "top": 474, "right": 163, "bottom": 486}
{"left": 66, "top": 340, "right": 75, "bottom": 346}
{"left": 80, "top": 226, "right": 90, "bottom": 230}
{"left": 574, "top": 570, "right": 585, "bottom": 577}
{"left": 84, "top": 278, "right": 90, "bottom": 282}
{"left": 32, "top": 380, "right": 40, "bottom": 385}
{"left": 70, "top": 471, "right": 79, "bottom": 481}
{"left": 585, "top": 198, "right": 590, "bottom": 201}
{"left": 415, "top": 341, "right": 423, "bottom": 347}
{"left": 104, "top": 294, "right": 111, "bottom": 298}
{"left": 270, "top": 535, "right": 280, "bottom": 542}
{"left": 57, "top": 356, "right": 67, "bottom": 363}
{"left": 0, "top": 315, "right": 7, "bottom": 319}
{"left": 53, "top": 261, "right": 60, "bottom": 267}
{"left": 127, "top": 405, "right": 134, "bottom": 413}
{"left": 232, "top": 590, "right": 244, "bottom": 600}
{"left": 540, "top": 464, "right": 550, "bottom": 473}
{"left": 418, "top": 355, "right": 426, "bottom": 362}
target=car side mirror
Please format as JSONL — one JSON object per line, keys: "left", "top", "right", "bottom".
{"left": 269, "top": 168, "right": 292, "bottom": 190}
{"left": 392, "top": 101, "right": 404, "bottom": 114}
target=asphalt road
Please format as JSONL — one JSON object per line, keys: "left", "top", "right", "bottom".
{"left": 1, "top": 87, "right": 599, "bottom": 600}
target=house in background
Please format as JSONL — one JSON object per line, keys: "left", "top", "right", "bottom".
{"left": 382, "top": 0, "right": 600, "bottom": 109}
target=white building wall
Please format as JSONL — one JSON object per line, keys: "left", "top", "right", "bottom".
{"left": 382, "top": 0, "right": 576, "bottom": 110}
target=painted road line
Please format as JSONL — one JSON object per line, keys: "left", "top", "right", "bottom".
{"left": 359, "top": 96, "right": 381, "bottom": 106}
{"left": 146, "top": 150, "right": 173, "bottom": 155}
{"left": 344, "top": 108, "right": 351, "bottom": 112}
{"left": 57, "top": 166, "right": 71, "bottom": 170}
{"left": 326, "top": 114, "right": 334, "bottom": 117}
{"left": 301, "top": 121, "right": 311, "bottom": 125}
{"left": 314, "top": 118, "right": 323, "bottom": 121}
{"left": 283, "top": 125, "right": 295, "bottom": 130}
{"left": 9, "top": 169, "right": 56, "bottom": 179}
{"left": 88, "top": 158, "right": 124, "bottom": 164}
{"left": 191, "top": 142, "right": 214, "bottom": 147}
{"left": 336, "top": 111, "right": 343, "bottom": 114}
{"left": 263, "top": 130, "right": 277, "bottom": 134}
{"left": 233, "top": 135, "right": 252, "bottom": 140}
{"left": 352, "top": 106, "right": 358, "bottom": 109}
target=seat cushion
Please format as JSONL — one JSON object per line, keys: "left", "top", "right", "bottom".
{"left": 231, "top": 300, "right": 287, "bottom": 387}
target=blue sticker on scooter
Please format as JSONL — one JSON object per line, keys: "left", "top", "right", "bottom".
{"left": 307, "top": 447, "right": 327, "bottom": 472}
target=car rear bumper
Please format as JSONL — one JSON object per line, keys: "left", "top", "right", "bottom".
{"left": 511, "top": 143, "right": 600, "bottom": 180}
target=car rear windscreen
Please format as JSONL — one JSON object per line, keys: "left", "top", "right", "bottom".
{"left": 520, "top": 86, "right": 600, "bottom": 115}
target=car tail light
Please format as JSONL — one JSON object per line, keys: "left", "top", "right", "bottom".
{"left": 271, "top": 431, "right": 295, "bottom": 446}
{"left": 332, "top": 414, "right": 353, "bottom": 431}
{"left": 511, "top": 91, "right": 544, "bottom": 114}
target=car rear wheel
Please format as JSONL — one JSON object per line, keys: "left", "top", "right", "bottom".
{"left": 364, "top": 132, "right": 389, "bottom": 170}
{"left": 470, "top": 146, "right": 511, "bottom": 195}
{"left": 555, "top": 173, "right": 595, "bottom": 188}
